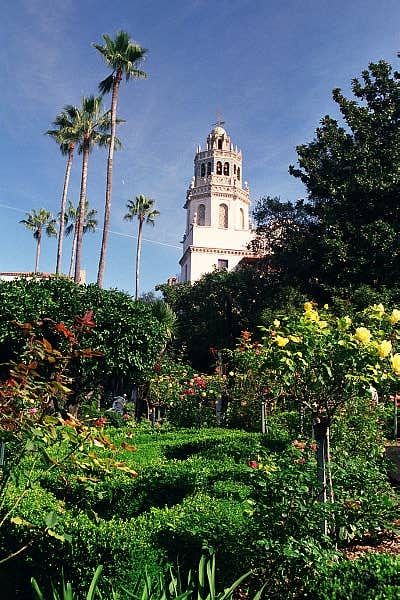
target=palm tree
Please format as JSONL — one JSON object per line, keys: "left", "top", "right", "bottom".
{"left": 46, "top": 106, "right": 79, "bottom": 275}
{"left": 94, "top": 31, "right": 148, "bottom": 288}
{"left": 61, "top": 200, "right": 98, "bottom": 277}
{"left": 71, "top": 96, "right": 119, "bottom": 284}
{"left": 20, "top": 209, "right": 57, "bottom": 273}
{"left": 124, "top": 195, "right": 159, "bottom": 300}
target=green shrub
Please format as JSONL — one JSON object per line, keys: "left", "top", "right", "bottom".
{"left": 308, "top": 553, "right": 400, "bottom": 599}
{"left": 2, "top": 424, "right": 397, "bottom": 598}
{"left": 331, "top": 456, "right": 398, "bottom": 544}
{"left": 212, "top": 480, "right": 252, "bottom": 501}
{"left": 148, "top": 494, "right": 251, "bottom": 585}
{"left": 331, "top": 396, "right": 388, "bottom": 461}
{"left": 0, "top": 278, "right": 169, "bottom": 390}
{"left": 40, "top": 455, "right": 250, "bottom": 520}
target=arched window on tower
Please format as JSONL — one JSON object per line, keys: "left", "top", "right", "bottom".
{"left": 237, "top": 167, "right": 241, "bottom": 181}
{"left": 207, "top": 162, "right": 211, "bottom": 176}
{"left": 197, "top": 204, "right": 206, "bottom": 226}
{"left": 239, "top": 208, "right": 245, "bottom": 230}
{"left": 201, "top": 163, "right": 206, "bottom": 177}
{"left": 234, "top": 164, "right": 236, "bottom": 174}
{"left": 223, "top": 162, "right": 230, "bottom": 176}
{"left": 218, "top": 138, "right": 223, "bottom": 150}
{"left": 219, "top": 203, "right": 228, "bottom": 229}
{"left": 216, "top": 161, "right": 222, "bottom": 175}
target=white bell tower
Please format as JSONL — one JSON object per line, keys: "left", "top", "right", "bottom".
{"left": 179, "top": 123, "right": 254, "bottom": 283}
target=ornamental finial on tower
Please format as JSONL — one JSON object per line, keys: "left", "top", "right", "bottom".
{"left": 213, "top": 109, "right": 225, "bottom": 129}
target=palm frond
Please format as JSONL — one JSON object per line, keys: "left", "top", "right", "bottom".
{"left": 124, "top": 195, "right": 159, "bottom": 224}
{"left": 126, "top": 68, "right": 147, "bottom": 81}
{"left": 65, "top": 223, "right": 74, "bottom": 237}
{"left": 20, "top": 208, "right": 57, "bottom": 239}
{"left": 94, "top": 31, "right": 148, "bottom": 90}
{"left": 98, "top": 73, "right": 115, "bottom": 95}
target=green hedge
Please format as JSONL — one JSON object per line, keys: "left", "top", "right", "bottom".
{"left": 1, "top": 425, "right": 398, "bottom": 598}
{"left": 0, "top": 278, "right": 169, "bottom": 388}
{"left": 0, "top": 485, "right": 250, "bottom": 596}
{"left": 309, "top": 553, "right": 400, "bottom": 599}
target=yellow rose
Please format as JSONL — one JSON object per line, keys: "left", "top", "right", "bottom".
{"left": 273, "top": 319, "right": 281, "bottom": 328}
{"left": 305, "top": 309, "right": 319, "bottom": 323}
{"left": 289, "top": 335, "right": 301, "bottom": 343}
{"left": 354, "top": 327, "right": 372, "bottom": 345}
{"left": 323, "top": 304, "right": 329, "bottom": 310}
{"left": 303, "top": 301, "right": 314, "bottom": 312}
{"left": 390, "top": 309, "right": 400, "bottom": 325}
{"left": 318, "top": 320, "right": 328, "bottom": 329}
{"left": 372, "top": 303, "right": 385, "bottom": 317}
{"left": 275, "top": 335, "right": 289, "bottom": 347}
{"left": 391, "top": 353, "right": 400, "bottom": 375}
{"left": 377, "top": 340, "right": 392, "bottom": 358}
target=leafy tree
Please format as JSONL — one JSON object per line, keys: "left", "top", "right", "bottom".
{"left": 62, "top": 200, "right": 98, "bottom": 277}
{"left": 94, "top": 31, "right": 147, "bottom": 288}
{"left": 70, "top": 96, "right": 120, "bottom": 284}
{"left": 256, "top": 61, "right": 400, "bottom": 301}
{"left": 46, "top": 106, "right": 80, "bottom": 275}
{"left": 0, "top": 278, "right": 170, "bottom": 394}
{"left": 124, "top": 195, "right": 159, "bottom": 299}
{"left": 19, "top": 209, "right": 57, "bottom": 273}
{"left": 157, "top": 267, "right": 304, "bottom": 370}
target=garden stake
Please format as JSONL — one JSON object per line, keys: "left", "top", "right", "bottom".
{"left": 0, "top": 442, "right": 5, "bottom": 467}
{"left": 313, "top": 416, "right": 330, "bottom": 536}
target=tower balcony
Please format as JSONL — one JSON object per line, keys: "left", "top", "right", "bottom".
{"left": 182, "top": 224, "right": 252, "bottom": 254}
{"left": 192, "top": 174, "right": 250, "bottom": 193}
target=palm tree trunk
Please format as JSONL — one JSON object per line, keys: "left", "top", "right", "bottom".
{"left": 74, "top": 144, "right": 89, "bottom": 283}
{"left": 135, "top": 219, "right": 143, "bottom": 300}
{"left": 97, "top": 70, "right": 122, "bottom": 288}
{"left": 56, "top": 145, "right": 74, "bottom": 275}
{"left": 69, "top": 225, "right": 78, "bottom": 278}
{"left": 35, "top": 230, "right": 42, "bottom": 273}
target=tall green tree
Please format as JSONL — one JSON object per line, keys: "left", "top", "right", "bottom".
{"left": 94, "top": 31, "right": 147, "bottom": 288}
{"left": 62, "top": 200, "right": 98, "bottom": 277}
{"left": 46, "top": 106, "right": 79, "bottom": 275}
{"left": 20, "top": 209, "right": 57, "bottom": 273}
{"left": 124, "top": 195, "right": 159, "bottom": 300}
{"left": 70, "top": 96, "right": 118, "bottom": 284}
{"left": 256, "top": 60, "right": 400, "bottom": 300}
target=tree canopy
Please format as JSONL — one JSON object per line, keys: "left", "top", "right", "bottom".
{"left": 158, "top": 267, "right": 306, "bottom": 369}
{"left": 256, "top": 61, "right": 400, "bottom": 301}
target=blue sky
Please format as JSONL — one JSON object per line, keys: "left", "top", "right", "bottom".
{"left": 1, "top": 0, "right": 399, "bottom": 295}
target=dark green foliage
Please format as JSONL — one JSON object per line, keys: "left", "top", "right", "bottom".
{"left": 255, "top": 61, "right": 400, "bottom": 302}
{"left": 0, "top": 428, "right": 259, "bottom": 595}
{"left": 157, "top": 269, "right": 274, "bottom": 370}
{"left": 157, "top": 268, "right": 308, "bottom": 371}
{"left": 307, "top": 553, "right": 400, "bottom": 599}
{"left": 0, "top": 278, "right": 169, "bottom": 390}
{"left": 1, "top": 419, "right": 398, "bottom": 598}
{"left": 31, "top": 553, "right": 257, "bottom": 600}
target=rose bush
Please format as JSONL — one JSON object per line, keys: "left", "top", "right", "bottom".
{"left": 148, "top": 359, "right": 222, "bottom": 427}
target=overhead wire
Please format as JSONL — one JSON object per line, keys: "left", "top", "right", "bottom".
{"left": 0, "top": 203, "right": 181, "bottom": 250}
